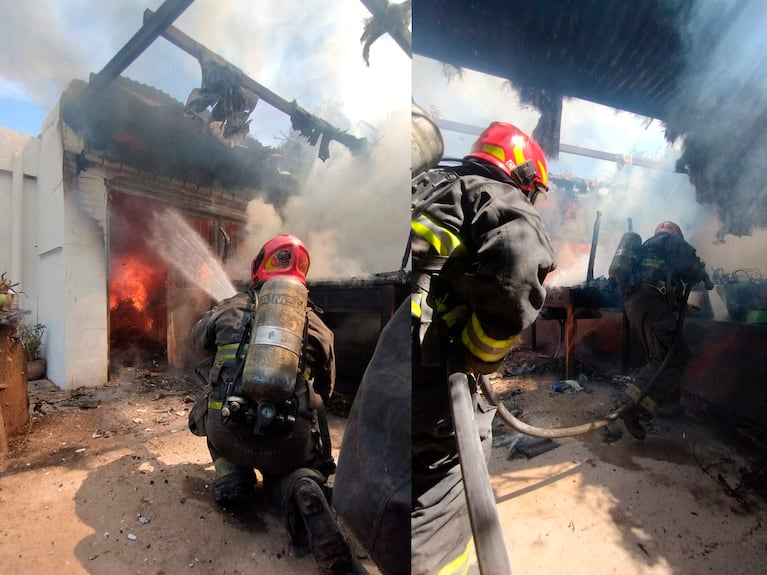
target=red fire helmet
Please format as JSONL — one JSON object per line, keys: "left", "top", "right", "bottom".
{"left": 654, "top": 221, "right": 684, "bottom": 240}
{"left": 251, "top": 234, "right": 310, "bottom": 285}
{"left": 464, "top": 121, "right": 549, "bottom": 200}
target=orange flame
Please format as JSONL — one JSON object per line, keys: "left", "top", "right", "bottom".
{"left": 109, "top": 255, "right": 164, "bottom": 334}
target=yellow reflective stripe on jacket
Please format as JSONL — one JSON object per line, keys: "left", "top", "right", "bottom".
{"left": 642, "top": 257, "right": 664, "bottom": 268}
{"left": 412, "top": 213, "right": 463, "bottom": 256}
{"left": 441, "top": 304, "right": 469, "bottom": 328}
{"left": 436, "top": 539, "right": 472, "bottom": 575}
{"left": 208, "top": 399, "right": 223, "bottom": 410}
{"left": 217, "top": 342, "right": 247, "bottom": 362}
{"left": 461, "top": 313, "right": 518, "bottom": 363}
{"left": 411, "top": 293, "right": 422, "bottom": 318}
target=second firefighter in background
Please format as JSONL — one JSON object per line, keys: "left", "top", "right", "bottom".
{"left": 613, "top": 221, "right": 714, "bottom": 440}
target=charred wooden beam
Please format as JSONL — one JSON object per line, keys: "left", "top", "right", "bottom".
{"left": 359, "top": 0, "right": 412, "bottom": 59}
{"left": 145, "top": 9, "right": 368, "bottom": 160}
{"left": 82, "top": 0, "right": 195, "bottom": 103}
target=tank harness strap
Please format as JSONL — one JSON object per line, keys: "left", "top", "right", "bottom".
{"left": 304, "top": 375, "right": 332, "bottom": 464}
{"left": 411, "top": 169, "right": 459, "bottom": 219}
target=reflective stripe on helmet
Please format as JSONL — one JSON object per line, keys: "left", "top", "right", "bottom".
{"left": 512, "top": 146, "right": 526, "bottom": 167}
{"left": 480, "top": 143, "right": 506, "bottom": 163}
{"left": 537, "top": 159, "right": 548, "bottom": 187}
{"left": 461, "top": 313, "right": 518, "bottom": 363}
{"left": 412, "top": 214, "right": 463, "bottom": 256}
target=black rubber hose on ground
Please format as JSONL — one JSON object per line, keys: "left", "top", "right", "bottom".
{"left": 480, "top": 284, "right": 692, "bottom": 439}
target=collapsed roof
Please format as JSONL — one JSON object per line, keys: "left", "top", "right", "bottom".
{"left": 413, "top": 0, "right": 767, "bottom": 239}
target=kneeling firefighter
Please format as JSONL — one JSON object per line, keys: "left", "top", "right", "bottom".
{"left": 188, "top": 234, "right": 353, "bottom": 575}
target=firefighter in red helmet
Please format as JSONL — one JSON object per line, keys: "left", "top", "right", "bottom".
{"left": 334, "top": 120, "right": 557, "bottom": 575}
{"left": 187, "top": 234, "right": 353, "bottom": 574}
{"left": 618, "top": 221, "right": 714, "bottom": 440}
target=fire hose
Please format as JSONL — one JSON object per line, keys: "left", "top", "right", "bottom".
{"left": 480, "top": 283, "right": 693, "bottom": 439}
{"left": 449, "top": 369, "right": 512, "bottom": 575}
{"left": 451, "top": 284, "right": 693, "bottom": 575}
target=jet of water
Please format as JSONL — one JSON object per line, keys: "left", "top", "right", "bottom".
{"left": 149, "top": 208, "right": 237, "bottom": 302}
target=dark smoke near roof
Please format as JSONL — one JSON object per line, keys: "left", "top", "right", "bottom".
{"left": 666, "top": 0, "right": 767, "bottom": 241}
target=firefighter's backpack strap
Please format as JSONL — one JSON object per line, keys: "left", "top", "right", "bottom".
{"left": 411, "top": 168, "right": 460, "bottom": 219}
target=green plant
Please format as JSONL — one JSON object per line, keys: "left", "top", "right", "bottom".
{"left": 18, "top": 322, "right": 46, "bottom": 361}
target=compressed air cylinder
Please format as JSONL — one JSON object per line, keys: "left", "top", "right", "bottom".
{"left": 608, "top": 232, "right": 642, "bottom": 286}
{"left": 412, "top": 103, "right": 444, "bottom": 177}
{"left": 242, "top": 275, "right": 308, "bottom": 404}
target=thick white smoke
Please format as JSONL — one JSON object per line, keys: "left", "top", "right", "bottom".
{"left": 228, "top": 107, "right": 411, "bottom": 281}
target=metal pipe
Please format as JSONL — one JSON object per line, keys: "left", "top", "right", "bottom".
{"left": 436, "top": 119, "right": 680, "bottom": 172}
{"left": 586, "top": 210, "right": 601, "bottom": 282}
{"left": 448, "top": 371, "right": 512, "bottom": 574}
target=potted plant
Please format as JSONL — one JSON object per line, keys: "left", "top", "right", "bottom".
{"left": 18, "top": 322, "right": 46, "bottom": 381}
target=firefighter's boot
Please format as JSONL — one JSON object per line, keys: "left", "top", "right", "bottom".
{"left": 294, "top": 477, "right": 354, "bottom": 574}
{"left": 211, "top": 459, "right": 256, "bottom": 507}
{"left": 620, "top": 405, "right": 647, "bottom": 441}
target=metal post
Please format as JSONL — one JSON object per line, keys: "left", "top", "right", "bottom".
{"left": 586, "top": 210, "right": 601, "bottom": 283}
{"left": 566, "top": 293, "right": 575, "bottom": 379}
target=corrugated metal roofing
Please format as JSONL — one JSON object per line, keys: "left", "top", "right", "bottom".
{"left": 413, "top": 0, "right": 696, "bottom": 122}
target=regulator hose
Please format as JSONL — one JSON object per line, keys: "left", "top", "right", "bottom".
{"left": 480, "top": 283, "right": 693, "bottom": 439}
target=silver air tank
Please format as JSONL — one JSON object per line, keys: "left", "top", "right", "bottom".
{"left": 609, "top": 232, "right": 643, "bottom": 287}
{"left": 412, "top": 103, "right": 444, "bottom": 177}
{"left": 241, "top": 275, "right": 308, "bottom": 404}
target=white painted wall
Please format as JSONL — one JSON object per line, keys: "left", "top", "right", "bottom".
{"left": 35, "top": 105, "right": 67, "bottom": 387}
{"left": 0, "top": 104, "right": 109, "bottom": 389}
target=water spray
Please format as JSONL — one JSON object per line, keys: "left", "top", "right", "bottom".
{"left": 149, "top": 208, "right": 237, "bottom": 302}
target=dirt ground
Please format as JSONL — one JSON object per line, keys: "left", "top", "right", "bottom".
{"left": 1, "top": 351, "right": 766, "bottom": 575}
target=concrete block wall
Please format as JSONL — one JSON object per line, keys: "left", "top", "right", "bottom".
{"left": 62, "top": 168, "right": 109, "bottom": 388}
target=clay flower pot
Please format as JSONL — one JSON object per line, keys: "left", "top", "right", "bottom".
{"left": 27, "top": 358, "right": 46, "bottom": 381}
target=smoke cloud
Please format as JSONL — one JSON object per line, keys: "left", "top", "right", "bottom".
{"left": 668, "top": 0, "right": 767, "bottom": 240}
{"left": 228, "top": 107, "right": 411, "bottom": 281}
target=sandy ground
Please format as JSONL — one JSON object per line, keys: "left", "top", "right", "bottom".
{"left": 1, "top": 353, "right": 765, "bottom": 575}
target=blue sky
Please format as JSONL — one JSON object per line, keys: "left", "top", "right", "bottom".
{"left": 0, "top": 96, "right": 45, "bottom": 136}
